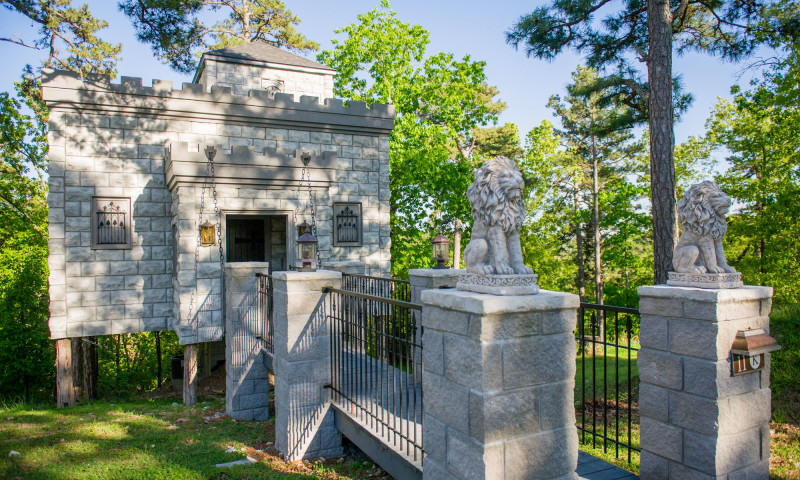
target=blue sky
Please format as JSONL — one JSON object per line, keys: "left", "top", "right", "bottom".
{"left": 0, "top": 0, "right": 764, "bottom": 145}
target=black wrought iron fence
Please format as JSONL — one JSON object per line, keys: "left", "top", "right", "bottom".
{"left": 341, "top": 273, "right": 411, "bottom": 303}
{"left": 576, "top": 302, "right": 641, "bottom": 464}
{"left": 255, "top": 273, "right": 274, "bottom": 355}
{"left": 325, "top": 287, "right": 424, "bottom": 463}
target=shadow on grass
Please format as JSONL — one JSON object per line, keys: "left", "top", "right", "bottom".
{"left": 0, "top": 398, "right": 372, "bottom": 480}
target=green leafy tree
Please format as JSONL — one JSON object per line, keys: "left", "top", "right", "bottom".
{"left": 707, "top": 43, "right": 800, "bottom": 302}
{"left": 506, "top": 0, "right": 791, "bottom": 284}
{"left": 317, "top": 1, "right": 499, "bottom": 277}
{"left": 0, "top": 92, "right": 51, "bottom": 401}
{"left": 1, "top": 0, "right": 120, "bottom": 400}
{"left": 517, "top": 120, "right": 576, "bottom": 293}
{"left": 547, "top": 66, "right": 642, "bottom": 305}
{"left": 120, "top": 0, "right": 318, "bottom": 73}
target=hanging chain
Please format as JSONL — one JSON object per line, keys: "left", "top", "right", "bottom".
{"left": 293, "top": 152, "right": 321, "bottom": 269}
{"left": 186, "top": 146, "right": 224, "bottom": 328}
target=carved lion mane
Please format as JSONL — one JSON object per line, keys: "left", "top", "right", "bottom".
{"left": 463, "top": 156, "right": 532, "bottom": 276}
{"left": 467, "top": 156, "right": 525, "bottom": 233}
{"left": 672, "top": 180, "right": 736, "bottom": 275}
{"left": 677, "top": 181, "right": 729, "bottom": 239}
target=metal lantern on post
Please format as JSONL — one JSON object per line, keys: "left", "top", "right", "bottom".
{"left": 432, "top": 229, "right": 450, "bottom": 269}
{"left": 297, "top": 221, "right": 318, "bottom": 271}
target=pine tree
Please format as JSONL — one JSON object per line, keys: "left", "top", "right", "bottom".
{"left": 506, "top": 0, "right": 790, "bottom": 283}
{"left": 120, "top": 0, "right": 318, "bottom": 73}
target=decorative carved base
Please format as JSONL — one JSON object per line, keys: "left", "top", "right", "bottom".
{"left": 666, "top": 271, "right": 743, "bottom": 289}
{"left": 456, "top": 273, "right": 539, "bottom": 296}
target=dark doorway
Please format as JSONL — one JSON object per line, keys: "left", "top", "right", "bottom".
{"left": 226, "top": 215, "right": 287, "bottom": 271}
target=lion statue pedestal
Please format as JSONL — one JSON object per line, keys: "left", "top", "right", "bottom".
{"left": 457, "top": 156, "right": 539, "bottom": 296}
{"left": 667, "top": 180, "right": 742, "bottom": 289}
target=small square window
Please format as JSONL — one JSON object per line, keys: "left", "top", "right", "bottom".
{"left": 92, "top": 197, "right": 132, "bottom": 249}
{"left": 333, "top": 203, "right": 362, "bottom": 247}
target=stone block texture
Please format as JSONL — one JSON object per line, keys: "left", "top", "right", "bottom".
{"left": 637, "top": 285, "right": 774, "bottom": 480}
{"left": 43, "top": 65, "right": 393, "bottom": 342}
{"left": 225, "top": 262, "right": 270, "bottom": 420}
{"left": 408, "top": 268, "right": 464, "bottom": 305}
{"left": 272, "top": 271, "right": 343, "bottom": 460}
{"left": 421, "top": 288, "right": 580, "bottom": 480}
{"left": 198, "top": 57, "right": 334, "bottom": 100}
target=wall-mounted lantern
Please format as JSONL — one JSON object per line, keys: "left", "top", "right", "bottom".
{"left": 730, "top": 328, "right": 780, "bottom": 376}
{"left": 432, "top": 229, "right": 450, "bottom": 269}
{"left": 297, "top": 221, "right": 318, "bottom": 272}
{"left": 200, "top": 220, "right": 216, "bottom": 246}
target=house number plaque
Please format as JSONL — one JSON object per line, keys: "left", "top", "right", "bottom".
{"left": 731, "top": 353, "right": 765, "bottom": 376}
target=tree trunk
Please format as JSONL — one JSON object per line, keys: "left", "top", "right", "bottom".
{"left": 242, "top": 1, "right": 251, "bottom": 42}
{"left": 183, "top": 344, "right": 197, "bottom": 405}
{"left": 573, "top": 189, "right": 586, "bottom": 300}
{"left": 648, "top": 0, "right": 678, "bottom": 284}
{"left": 156, "top": 331, "right": 162, "bottom": 388}
{"left": 453, "top": 218, "right": 462, "bottom": 269}
{"left": 56, "top": 339, "right": 75, "bottom": 408}
{"left": 591, "top": 135, "right": 603, "bottom": 306}
{"left": 81, "top": 338, "right": 96, "bottom": 402}
{"left": 71, "top": 338, "right": 82, "bottom": 401}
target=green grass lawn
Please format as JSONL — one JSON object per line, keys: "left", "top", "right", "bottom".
{"left": 0, "top": 398, "right": 388, "bottom": 480}
{"left": 767, "top": 303, "right": 800, "bottom": 480}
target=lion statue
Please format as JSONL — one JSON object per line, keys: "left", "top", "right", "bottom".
{"left": 672, "top": 180, "right": 737, "bottom": 274}
{"left": 463, "top": 156, "right": 533, "bottom": 276}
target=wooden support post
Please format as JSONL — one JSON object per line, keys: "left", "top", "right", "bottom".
{"left": 183, "top": 343, "right": 197, "bottom": 405}
{"left": 82, "top": 338, "right": 96, "bottom": 402}
{"left": 56, "top": 339, "right": 76, "bottom": 408}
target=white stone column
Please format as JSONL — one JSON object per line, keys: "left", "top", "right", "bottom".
{"left": 224, "top": 262, "right": 270, "bottom": 420}
{"left": 273, "top": 270, "right": 343, "bottom": 460}
{"left": 408, "top": 268, "right": 464, "bottom": 305}
{"left": 637, "top": 285, "right": 774, "bottom": 479}
{"left": 421, "top": 288, "right": 580, "bottom": 480}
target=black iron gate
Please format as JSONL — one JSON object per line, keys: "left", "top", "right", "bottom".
{"left": 576, "top": 302, "right": 641, "bottom": 464}
{"left": 325, "top": 287, "right": 424, "bottom": 464}
{"left": 255, "top": 273, "right": 274, "bottom": 355}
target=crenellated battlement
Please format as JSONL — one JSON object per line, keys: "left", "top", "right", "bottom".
{"left": 41, "top": 69, "right": 395, "bottom": 119}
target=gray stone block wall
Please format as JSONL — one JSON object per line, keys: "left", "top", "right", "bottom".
{"left": 637, "top": 285, "right": 774, "bottom": 480}
{"left": 408, "top": 268, "right": 464, "bottom": 305}
{"left": 47, "top": 113, "right": 174, "bottom": 339}
{"left": 420, "top": 288, "right": 580, "bottom": 480}
{"left": 199, "top": 59, "right": 334, "bottom": 100}
{"left": 44, "top": 71, "right": 392, "bottom": 341}
{"left": 224, "top": 262, "right": 270, "bottom": 420}
{"left": 272, "top": 271, "right": 343, "bottom": 460}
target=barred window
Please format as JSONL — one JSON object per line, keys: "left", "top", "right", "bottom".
{"left": 333, "top": 203, "right": 362, "bottom": 246}
{"left": 91, "top": 197, "right": 132, "bottom": 249}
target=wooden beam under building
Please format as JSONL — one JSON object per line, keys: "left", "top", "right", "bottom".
{"left": 183, "top": 344, "right": 197, "bottom": 405}
{"left": 56, "top": 339, "right": 75, "bottom": 408}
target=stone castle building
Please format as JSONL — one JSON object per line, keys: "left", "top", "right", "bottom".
{"left": 44, "top": 43, "right": 394, "bottom": 407}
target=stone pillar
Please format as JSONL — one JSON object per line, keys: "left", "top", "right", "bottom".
{"left": 637, "top": 285, "right": 774, "bottom": 479}
{"left": 224, "top": 262, "right": 270, "bottom": 420}
{"left": 421, "top": 288, "right": 580, "bottom": 480}
{"left": 408, "top": 268, "right": 464, "bottom": 305}
{"left": 273, "top": 270, "right": 343, "bottom": 460}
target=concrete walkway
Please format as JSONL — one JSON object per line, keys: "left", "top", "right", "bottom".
{"left": 577, "top": 451, "right": 638, "bottom": 480}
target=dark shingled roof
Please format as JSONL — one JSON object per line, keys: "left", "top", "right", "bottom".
{"left": 203, "top": 42, "right": 335, "bottom": 71}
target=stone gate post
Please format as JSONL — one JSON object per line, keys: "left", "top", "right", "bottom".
{"left": 420, "top": 288, "right": 580, "bottom": 480}
{"left": 224, "top": 262, "right": 270, "bottom": 420}
{"left": 638, "top": 285, "right": 774, "bottom": 479}
{"left": 408, "top": 268, "right": 463, "bottom": 305}
{"left": 272, "top": 270, "right": 343, "bottom": 461}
